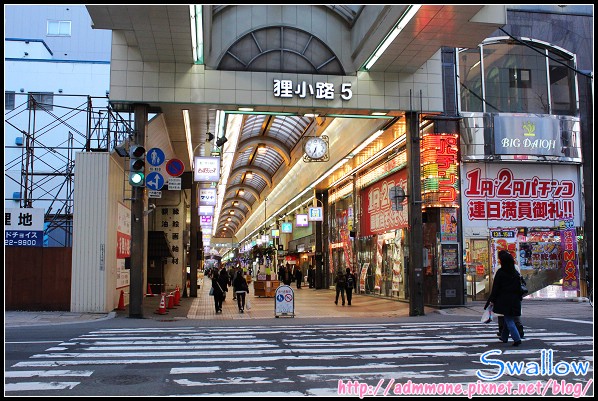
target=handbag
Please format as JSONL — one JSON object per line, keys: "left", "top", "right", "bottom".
{"left": 209, "top": 287, "right": 214, "bottom": 296}
{"left": 520, "top": 274, "right": 529, "bottom": 296}
{"left": 246, "top": 297, "right": 251, "bottom": 310}
{"left": 481, "top": 304, "right": 493, "bottom": 323}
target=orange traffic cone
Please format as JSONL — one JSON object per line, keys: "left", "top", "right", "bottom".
{"left": 167, "top": 292, "right": 176, "bottom": 309}
{"left": 174, "top": 285, "right": 181, "bottom": 306}
{"left": 147, "top": 283, "right": 155, "bottom": 297}
{"left": 154, "top": 293, "right": 168, "bottom": 315}
{"left": 116, "top": 290, "right": 126, "bottom": 311}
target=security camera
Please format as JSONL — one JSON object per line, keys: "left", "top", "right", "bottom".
{"left": 143, "top": 203, "right": 156, "bottom": 216}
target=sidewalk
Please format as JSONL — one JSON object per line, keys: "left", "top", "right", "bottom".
{"left": 116, "top": 281, "right": 422, "bottom": 322}
{"left": 5, "top": 281, "right": 593, "bottom": 327}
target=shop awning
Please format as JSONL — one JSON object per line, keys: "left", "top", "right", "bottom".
{"left": 147, "top": 231, "right": 174, "bottom": 259}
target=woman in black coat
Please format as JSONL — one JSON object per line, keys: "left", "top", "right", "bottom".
{"left": 484, "top": 250, "right": 523, "bottom": 346}
{"left": 212, "top": 268, "right": 229, "bottom": 313}
{"left": 232, "top": 270, "right": 249, "bottom": 313}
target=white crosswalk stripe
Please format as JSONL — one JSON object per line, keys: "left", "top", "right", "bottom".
{"left": 5, "top": 322, "right": 593, "bottom": 395}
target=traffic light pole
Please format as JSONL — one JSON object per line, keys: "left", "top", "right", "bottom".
{"left": 406, "top": 111, "right": 425, "bottom": 316}
{"left": 129, "top": 103, "right": 149, "bottom": 318}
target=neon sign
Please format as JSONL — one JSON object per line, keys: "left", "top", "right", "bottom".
{"left": 421, "top": 133, "right": 459, "bottom": 207}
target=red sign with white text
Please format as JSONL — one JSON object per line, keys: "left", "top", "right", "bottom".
{"left": 461, "top": 164, "right": 580, "bottom": 228}
{"left": 361, "top": 169, "right": 408, "bottom": 236}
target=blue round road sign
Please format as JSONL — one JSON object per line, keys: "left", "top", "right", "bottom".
{"left": 165, "top": 158, "right": 185, "bottom": 177}
{"left": 145, "top": 171, "right": 165, "bottom": 190}
{"left": 146, "top": 148, "right": 165, "bottom": 167}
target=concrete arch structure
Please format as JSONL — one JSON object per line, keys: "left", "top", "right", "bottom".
{"left": 237, "top": 137, "right": 292, "bottom": 166}
{"left": 217, "top": 220, "right": 240, "bottom": 231}
{"left": 223, "top": 197, "right": 253, "bottom": 211}
{"left": 229, "top": 165, "right": 273, "bottom": 188}
{"left": 225, "top": 184, "right": 261, "bottom": 201}
{"left": 221, "top": 214, "right": 244, "bottom": 227}
{"left": 222, "top": 206, "right": 248, "bottom": 218}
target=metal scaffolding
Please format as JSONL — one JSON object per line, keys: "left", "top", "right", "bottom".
{"left": 4, "top": 93, "right": 135, "bottom": 247}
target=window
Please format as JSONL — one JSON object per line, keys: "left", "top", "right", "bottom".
{"left": 509, "top": 68, "right": 532, "bottom": 88}
{"left": 47, "top": 20, "right": 71, "bottom": 36}
{"left": 458, "top": 48, "right": 484, "bottom": 112}
{"left": 459, "top": 40, "right": 577, "bottom": 116}
{"left": 27, "top": 92, "right": 54, "bottom": 111}
{"left": 5, "top": 91, "right": 15, "bottom": 110}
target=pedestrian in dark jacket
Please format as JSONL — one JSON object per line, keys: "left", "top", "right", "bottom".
{"left": 232, "top": 270, "right": 249, "bottom": 313}
{"left": 345, "top": 268, "right": 356, "bottom": 306}
{"left": 283, "top": 264, "right": 293, "bottom": 285}
{"left": 218, "top": 268, "right": 229, "bottom": 302}
{"left": 484, "top": 250, "right": 523, "bottom": 346}
{"left": 307, "top": 265, "right": 315, "bottom": 288}
{"left": 295, "top": 266, "right": 303, "bottom": 289}
{"left": 334, "top": 269, "right": 346, "bottom": 305}
{"left": 212, "top": 273, "right": 226, "bottom": 313}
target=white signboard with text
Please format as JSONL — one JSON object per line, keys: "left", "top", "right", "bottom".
{"left": 194, "top": 157, "right": 221, "bottom": 182}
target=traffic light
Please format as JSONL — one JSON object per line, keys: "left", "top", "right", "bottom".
{"left": 129, "top": 145, "right": 146, "bottom": 186}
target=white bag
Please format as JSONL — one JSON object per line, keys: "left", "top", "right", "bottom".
{"left": 481, "top": 305, "right": 493, "bottom": 323}
{"left": 246, "top": 297, "right": 251, "bottom": 310}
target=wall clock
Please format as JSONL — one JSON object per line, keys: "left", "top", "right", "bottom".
{"left": 303, "top": 136, "right": 329, "bottom": 162}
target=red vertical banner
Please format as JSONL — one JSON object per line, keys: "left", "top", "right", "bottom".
{"left": 561, "top": 228, "right": 580, "bottom": 291}
{"left": 421, "top": 133, "right": 459, "bottom": 207}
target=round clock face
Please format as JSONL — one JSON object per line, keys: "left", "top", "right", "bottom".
{"left": 304, "top": 137, "right": 327, "bottom": 159}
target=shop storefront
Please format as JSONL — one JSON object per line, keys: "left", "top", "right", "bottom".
{"left": 461, "top": 162, "right": 584, "bottom": 300}
{"left": 458, "top": 36, "right": 586, "bottom": 300}
{"left": 326, "top": 140, "right": 410, "bottom": 299}
{"left": 358, "top": 168, "right": 408, "bottom": 299}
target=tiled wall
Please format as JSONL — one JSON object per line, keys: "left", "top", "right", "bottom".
{"left": 109, "top": 15, "right": 444, "bottom": 113}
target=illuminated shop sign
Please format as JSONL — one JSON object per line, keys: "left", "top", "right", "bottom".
{"left": 194, "top": 156, "right": 220, "bottom": 182}
{"left": 198, "top": 188, "right": 217, "bottom": 206}
{"left": 494, "top": 115, "right": 562, "bottom": 157}
{"left": 360, "top": 169, "right": 408, "bottom": 236}
{"left": 198, "top": 205, "right": 214, "bottom": 216}
{"left": 308, "top": 207, "right": 323, "bottom": 221}
{"left": 281, "top": 222, "right": 293, "bottom": 233}
{"left": 296, "top": 214, "right": 309, "bottom": 227}
{"left": 273, "top": 79, "right": 352, "bottom": 100}
{"left": 199, "top": 215, "right": 213, "bottom": 226}
{"left": 421, "top": 133, "right": 459, "bottom": 207}
{"left": 461, "top": 164, "right": 580, "bottom": 228}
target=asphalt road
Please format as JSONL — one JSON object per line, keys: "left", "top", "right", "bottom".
{"left": 4, "top": 300, "right": 594, "bottom": 397}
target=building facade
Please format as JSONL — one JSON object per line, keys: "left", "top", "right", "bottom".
{"left": 5, "top": 5, "right": 592, "bottom": 313}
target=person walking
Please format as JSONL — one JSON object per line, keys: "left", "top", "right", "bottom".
{"left": 345, "top": 268, "right": 356, "bottom": 306}
{"left": 484, "top": 250, "right": 523, "bottom": 346}
{"left": 218, "top": 267, "right": 229, "bottom": 303}
{"left": 283, "top": 263, "right": 293, "bottom": 286}
{"left": 295, "top": 265, "right": 303, "bottom": 289}
{"left": 278, "top": 265, "right": 286, "bottom": 283}
{"left": 212, "top": 271, "right": 226, "bottom": 313}
{"left": 495, "top": 259, "right": 525, "bottom": 339}
{"left": 232, "top": 269, "right": 249, "bottom": 313}
{"left": 307, "top": 265, "right": 315, "bottom": 288}
{"left": 228, "top": 265, "right": 237, "bottom": 300}
{"left": 334, "top": 269, "right": 347, "bottom": 305}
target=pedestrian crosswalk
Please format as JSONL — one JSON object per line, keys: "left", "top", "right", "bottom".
{"left": 5, "top": 321, "right": 594, "bottom": 395}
